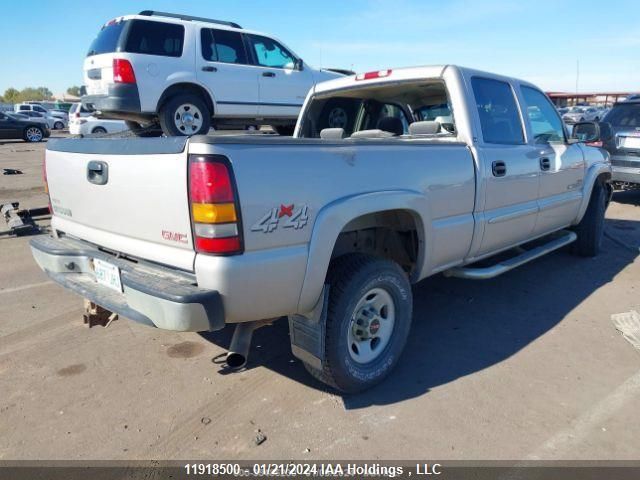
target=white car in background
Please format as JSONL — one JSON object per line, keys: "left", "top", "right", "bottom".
{"left": 69, "top": 115, "right": 129, "bottom": 135}
{"left": 82, "top": 10, "right": 344, "bottom": 136}
{"left": 562, "top": 106, "right": 601, "bottom": 124}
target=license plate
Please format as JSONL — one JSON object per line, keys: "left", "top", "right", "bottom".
{"left": 622, "top": 137, "right": 640, "bottom": 149}
{"left": 93, "top": 258, "right": 123, "bottom": 293}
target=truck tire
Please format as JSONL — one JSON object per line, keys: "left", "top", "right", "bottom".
{"left": 572, "top": 179, "right": 607, "bottom": 257}
{"left": 159, "top": 94, "right": 211, "bottom": 136}
{"left": 304, "top": 253, "right": 413, "bottom": 393}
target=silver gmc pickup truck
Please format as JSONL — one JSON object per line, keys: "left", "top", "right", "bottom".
{"left": 32, "top": 65, "right": 612, "bottom": 392}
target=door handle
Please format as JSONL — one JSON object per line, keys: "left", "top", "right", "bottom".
{"left": 540, "top": 157, "right": 551, "bottom": 171}
{"left": 201, "top": 66, "right": 217, "bottom": 72}
{"left": 492, "top": 160, "right": 507, "bottom": 177}
{"left": 262, "top": 71, "right": 276, "bottom": 77}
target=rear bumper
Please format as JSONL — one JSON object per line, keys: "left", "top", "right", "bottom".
{"left": 82, "top": 83, "right": 142, "bottom": 115}
{"left": 612, "top": 164, "right": 640, "bottom": 185}
{"left": 30, "top": 235, "right": 224, "bottom": 332}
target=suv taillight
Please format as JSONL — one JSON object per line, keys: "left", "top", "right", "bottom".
{"left": 113, "top": 59, "right": 136, "bottom": 84}
{"left": 189, "top": 155, "right": 243, "bottom": 255}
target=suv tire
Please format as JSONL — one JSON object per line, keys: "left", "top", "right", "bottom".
{"left": 54, "top": 121, "right": 65, "bottom": 130}
{"left": 304, "top": 253, "right": 413, "bottom": 393}
{"left": 159, "top": 94, "right": 211, "bottom": 136}
{"left": 92, "top": 127, "right": 107, "bottom": 135}
{"left": 572, "top": 179, "right": 607, "bottom": 257}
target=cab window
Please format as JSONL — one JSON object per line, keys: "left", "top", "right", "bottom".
{"left": 471, "top": 77, "right": 524, "bottom": 144}
{"left": 246, "top": 34, "right": 295, "bottom": 69}
{"left": 201, "top": 28, "right": 248, "bottom": 64}
{"left": 520, "top": 86, "right": 565, "bottom": 143}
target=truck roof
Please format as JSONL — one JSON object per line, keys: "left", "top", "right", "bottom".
{"left": 313, "top": 64, "right": 540, "bottom": 95}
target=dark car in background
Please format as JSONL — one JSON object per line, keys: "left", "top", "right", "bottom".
{"left": 600, "top": 99, "right": 640, "bottom": 188}
{"left": 0, "top": 111, "right": 51, "bottom": 142}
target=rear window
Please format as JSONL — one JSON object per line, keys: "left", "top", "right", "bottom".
{"left": 87, "top": 21, "right": 126, "bottom": 57}
{"left": 603, "top": 104, "right": 640, "bottom": 128}
{"left": 471, "top": 77, "right": 524, "bottom": 145}
{"left": 124, "top": 20, "right": 184, "bottom": 57}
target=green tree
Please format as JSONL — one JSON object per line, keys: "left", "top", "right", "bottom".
{"left": 66, "top": 86, "right": 82, "bottom": 97}
{"left": 3, "top": 87, "right": 20, "bottom": 104}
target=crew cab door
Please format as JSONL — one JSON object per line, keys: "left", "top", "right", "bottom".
{"left": 197, "top": 28, "right": 259, "bottom": 117}
{"left": 469, "top": 76, "right": 541, "bottom": 256}
{"left": 518, "top": 86, "right": 584, "bottom": 235}
{"left": 244, "top": 34, "right": 312, "bottom": 118}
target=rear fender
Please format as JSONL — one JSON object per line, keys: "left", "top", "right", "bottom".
{"left": 297, "top": 190, "right": 426, "bottom": 313}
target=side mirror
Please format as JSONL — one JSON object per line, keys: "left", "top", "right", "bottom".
{"left": 571, "top": 121, "right": 601, "bottom": 143}
{"left": 295, "top": 58, "right": 304, "bottom": 71}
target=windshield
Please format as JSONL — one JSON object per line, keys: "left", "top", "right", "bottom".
{"left": 603, "top": 104, "right": 640, "bottom": 128}
{"left": 87, "top": 21, "right": 126, "bottom": 57}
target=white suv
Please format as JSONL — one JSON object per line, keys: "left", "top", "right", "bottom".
{"left": 82, "top": 10, "right": 345, "bottom": 136}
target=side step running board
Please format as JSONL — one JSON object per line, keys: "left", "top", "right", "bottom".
{"left": 444, "top": 230, "right": 577, "bottom": 280}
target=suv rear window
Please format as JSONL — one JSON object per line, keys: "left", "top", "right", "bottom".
{"left": 124, "top": 20, "right": 184, "bottom": 57}
{"left": 603, "top": 103, "right": 640, "bottom": 128}
{"left": 87, "top": 21, "right": 126, "bottom": 57}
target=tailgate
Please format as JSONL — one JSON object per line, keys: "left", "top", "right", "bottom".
{"left": 45, "top": 137, "right": 196, "bottom": 271}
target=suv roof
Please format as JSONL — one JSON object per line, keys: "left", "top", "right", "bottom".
{"left": 138, "top": 10, "right": 241, "bottom": 29}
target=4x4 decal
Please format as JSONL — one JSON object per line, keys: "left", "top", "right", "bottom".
{"left": 251, "top": 204, "right": 309, "bottom": 233}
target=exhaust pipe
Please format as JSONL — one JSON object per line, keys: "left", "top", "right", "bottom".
{"left": 226, "top": 319, "right": 273, "bottom": 369}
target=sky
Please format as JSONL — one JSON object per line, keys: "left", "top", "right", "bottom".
{"left": 0, "top": 0, "right": 638, "bottom": 95}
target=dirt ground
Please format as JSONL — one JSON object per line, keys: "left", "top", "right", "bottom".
{"left": 0, "top": 134, "right": 639, "bottom": 460}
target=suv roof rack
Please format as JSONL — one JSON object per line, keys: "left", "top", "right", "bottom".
{"left": 138, "top": 10, "right": 242, "bottom": 29}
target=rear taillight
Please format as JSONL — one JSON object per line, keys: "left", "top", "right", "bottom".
{"left": 189, "top": 155, "right": 243, "bottom": 255}
{"left": 113, "top": 59, "right": 136, "bottom": 84}
{"left": 43, "top": 156, "right": 51, "bottom": 213}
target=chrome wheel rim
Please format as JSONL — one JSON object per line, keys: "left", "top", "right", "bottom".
{"left": 347, "top": 288, "right": 395, "bottom": 364}
{"left": 327, "top": 107, "right": 348, "bottom": 128}
{"left": 174, "top": 104, "right": 203, "bottom": 134}
{"left": 26, "top": 127, "right": 42, "bottom": 142}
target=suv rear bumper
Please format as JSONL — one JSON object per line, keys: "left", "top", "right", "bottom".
{"left": 82, "top": 83, "right": 142, "bottom": 115}
{"left": 611, "top": 156, "right": 640, "bottom": 184}
{"left": 30, "top": 235, "right": 224, "bottom": 332}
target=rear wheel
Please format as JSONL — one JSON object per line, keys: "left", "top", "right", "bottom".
{"left": 24, "top": 126, "right": 44, "bottom": 142}
{"left": 572, "top": 179, "right": 607, "bottom": 257}
{"left": 303, "top": 253, "right": 413, "bottom": 393}
{"left": 54, "top": 121, "right": 64, "bottom": 130}
{"left": 159, "top": 94, "right": 211, "bottom": 136}
{"left": 91, "top": 127, "right": 107, "bottom": 135}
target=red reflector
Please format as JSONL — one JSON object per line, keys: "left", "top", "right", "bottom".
{"left": 190, "top": 161, "right": 234, "bottom": 203}
{"left": 195, "top": 236, "right": 241, "bottom": 254}
{"left": 586, "top": 141, "right": 603, "bottom": 147}
{"left": 113, "top": 59, "right": 136, "bottom": 84}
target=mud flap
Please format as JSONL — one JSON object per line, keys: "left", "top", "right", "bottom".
{"left": 288, "top": 286, "right": 329, "bottom": 370}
